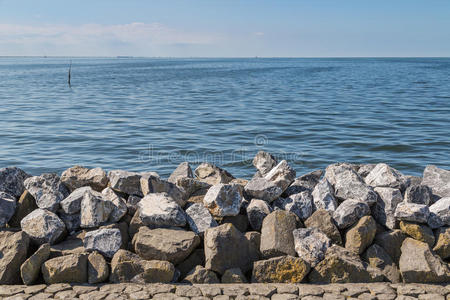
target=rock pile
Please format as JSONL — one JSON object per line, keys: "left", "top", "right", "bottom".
{"left": 0, "top": 155, "right": 449, "bottom": 286}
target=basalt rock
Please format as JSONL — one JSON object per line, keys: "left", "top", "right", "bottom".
{"left": 21, "top": 208, "right": 66, "bottom": 245}
{"left": 41, "top": 253, "right": 88, "bottom": 284}
{"left": 108, "top": 170, "right": 145, "bottom": 196}
{"left": 0, "top": 167, "right": 30, "bottom": 198}
{"left": 374, "top": 229, "right": 407, "bottom": 264}
{"left": 24, "top": 173, "right": 70, "bottom": 212}
{"left": 404, "top": 184, "right": 432, "bottom": 205}
{"left": 20, "top": 243, "right": 50, "bottom": 285}
{"left": 362, "top": 244, "right": 401, "bottom": 283}
{"left": 101, "top": 187, "right": 128, "bottom": 223}
{"left": 345, "top": 215, "right": 377, "bottom": 254}
{"left": 87, "top": 251, "right": 109, "bottom": 284}
{"left": 221, "top": 268, "right": 247, "bottom": 283}
{"left": 433, "top": 227, "right": 450, "bottom": 259}
{"left": 8, "top": 190, "right": 38, "bottom": 228}
{"left": 252, "top": 256, "right": 310, "bottom": 283}
{"left": 283, "top": 169, "right": 323, "bottom": 196}
{"left": 61, "top": 165, "right": 108, "bottom": 192}
{"left": 183, "top": 265, "right": 220, "bottom": 284}
{"left": 60, "top": 186, "right": 91, "bottom": 215}
{"left": 399, "top": 221, "right": 435, "bottom": 247}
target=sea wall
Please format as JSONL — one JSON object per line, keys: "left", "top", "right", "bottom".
{"left": 0, "top": 151, "right": 449, "bottom": 287}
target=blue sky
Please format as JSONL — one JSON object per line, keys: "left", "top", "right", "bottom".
{"left": 0, "top": 0, "right": 449, "bottom": 57}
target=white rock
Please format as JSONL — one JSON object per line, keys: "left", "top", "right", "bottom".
{"left": 244, "top": 178, "right": 283, "bottom": 203}
{"left": 80, "top": 189, "right": 114, "bottom": 228}
{"left": 373, "top": 187, "right": 403, "bottom": 230}
{"left": 0, "top": 167, "right": 30, "bottom": 198}
{"left": 252, "top": 151, "right": 277, "bottom": 176}
{"left": 333, "top": 199, "right": 370, "bottom": 229}
{"left": 394, "top": 202, "right": 430, "bottom": 224}
{"left": 138, "top": 193, "right": 186, "bottom": 228}
{"left": 20, "top": 209, "right": 66, "bottom": 245}
{"left": 84, "top": 228, "right": 122, "bottom": 258}
{"left": 168, "top": 162, "right": 193, "bottom": 184}
{"left": 273, "top": 191, "right": 313, "bottom": 220}
{"left": 102, "top": 187, "right": 128, "bottom": 222}
{"left": 293, "top": 227, "right": 331, "bottom": 267}
{"left": 140, "top": 173, "right": 186, "bottom": 207}
{"left": 365, "top": 163, "right": 406, "bottom": 189}
{"left": 60, "top": 186, "right": 92, "bottom": 215}
{"left": 203, "top": 183, "right": 242, "bottom": 217}
{"left": 312, "top": 178, "right": 338, "bottom": 212}
{"left": 429, "top": 197, "right": 450, "bottom": 226}
{"left": 263, "top": 160, "right": 296, "bottom": 192}
{"left": 24, "top": 173, "right": 69, "bottom": 212}
{"left": 422, "top": 165, "right": 450, "bottom": 199}
{"left": 185, "top": 203, "right": 218, "bottom": 234}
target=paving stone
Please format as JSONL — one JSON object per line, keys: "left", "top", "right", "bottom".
{"left": 222, "top": 285, "right": 249, "bottom": 297}
{"left": 72, "top": 285, "right": 98, "bottom": 295}
{"left": 44, "top": 283, "right": 72, "bottom": 293}
{"left": 28, "top": 293, "right": 55, "bottom": 300}
{"left": 397, "top": 285, "right": 426, "bottom": 296}
{"left": 271, "top": 294, "right": 298, "bottom": 300}
{"left": 248, "top": 285, "right": 277, "bottom": 297}
{"left": 322, "top": 294, "right": 345, "bottom": 300}
{"left": 275, "top": 285, "right": 298, "bottom": 295}
{"left": 176, "top": 285, "right": 203, "bottom": 297}
{"left": 419, "top": 294, "right": 445, "bottom": 300}
{"left": 297, "top": 285, "right": 324, "bottom": 297}
{"left": 54, "top": 290, "right": 78, "bottom": 299}
{"left": 197, "top": 285, "right": 222, "bottom": 297}
{"left": 129, "top": 290, "right": 151, "bottom": 300}
{"left": 23, "top": 285, "right": 46, "bottom": 295}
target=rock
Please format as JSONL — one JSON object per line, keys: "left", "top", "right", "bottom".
{"left": 220, "top": 214, "right": 248, "bottom": 232}
{"left": 399, "top": 238, "right": 450, "bottom": 283}
{"left": 20, "top": 243, "right": 50, "bottom": 285}
{"left": 222, "top": 268, "right": 247, "bottom": 283}
{"left": 263, "top": 160, "right": 296, "bottom": 192}
{"left": 140, "top": 173, "right": 186, "bottom": 207}
{"left": 183, "top": 265, "right": 220, "bottom": 284}
{"left": 0, "top": 231, "right": 29, "bottom": 284}
{"left": 0, "top": 167, "right": 29, "bottom": 198}
{"left": 325, "top": 163, "right": 377, "bottom": 205}
{"left": 404, "top": 184, "right": 432, "bottom": 205}
{"left": 126, "top": 195, "right": 141, "bottom": 216}
{"left": 252, "top": 151, "right": 277, "bottom": 176}
{"left": 101, "top": 221, "right": 129, "bottom": 249}
{"left": 433, "top": 227, "right": 450, "bottom": 259}
{"left": 365, "top": 163, "right": 406, "bottom": 189}
{"left": 176, "top": 248, "right": 205, "bottom": 279}
{"left": 138, "top": 193, "right": 186, "bottom": 228}
{"left": 345, "top": 216, "right": 377, "bottom": 254}
{"left": 422, "top": 165, "right": 450, "bottom": 199}
{"left": 59, "top": 212, "right": 81, "bottom": 233}
{"left": 273, "top": 191, "right": 313, "bottom": 220}
{"left": 83, "top": 228, "right": 122, "bottom": 258}
{"left": 429, "top": 197, "right": 450, "bottom": 226}
{"left": 394, "top": 202, "right": 430, "bottom": 223}
{"left": 247, "top": 199, "right": 272, "bottom": 231}
{"left": 185, "top": 203, "right": 218, "bottom": 234}
{"left": 203, "top": 183, "right": 242, "bottom": 217}
{"left": 399, "top": 221, "right": 435, "bottom": 247}
{"left": 246, "top": 231, "right": 262, "bottom": 262}
{"left": 176, "top": 177, "right": 211, "bottom": 198}
{"left": 21, "top": 208, "right": 66, "bottom": 245}
{"left": 41, "top": 253, "right": 88, "bottom": 284}
{"left": 260, "top": 210, "right": 298, "bottom": 258}
{"left": 194, "top": 163, "right": 234, "bottom": 185}
{"left": 132, "top": 227, "right": 200, "bottom": 264}
{"left": 204, "top": 223, "right": 253, "bottom": 274}
{"left": 362, "top": 244, "right": 401, "bottom": 283}
{"left": 374, "top": 229, "right": 407, "bottom": 264}
{"left": 304, "top": 209, "right": 342, "bottom": 245}
{"left": 244, "top": 178, "right": 283, "bottom": 203}
{"left": 168, "top": 162, "right": 193, "bottom": 184}
{"left": 8, "top": 190, "right": 38, "bottom": 228}
{"left": 128, "top": 210, "right": 144, "bottom": 238}
{"left": 333, "top": 199, "right": 370, "bottom": 229}
{"left": 101, "top": 187, "right": 128, "bottom": 222}
{"left": 293, "top": 227, "right": 331, "bottom": 267}
{"left": 60, "top": 166, "right": 108, "bottom": 192}
{"left": 87, "top": 251, "right": 109, "bottom": 284}
{"left": 80, "top": 189, "right": 114, "bottom": 228}
{"left": 60, "top": 186, "right": 91, "bottom": 215}
{"left": 252, "top": 256, "right": 310, "bottom": 283}
{"left": 311, "top": 178, "right": 338, "bottom": 212}
{"left": 283, "top": 169, "right": 323, "bottom": 196}
{"left": 308, "top": 245, "right": 384, "bottom": 283}
{"left": 108, "top": 170, "right": 143, "bottom": 196}
{"left": 49, "top": 233, "right": 86, "bottom": 258}
{"left": 357, "top": 164, "right": 377, "bottom": 178}
{"left": 24, "top": 173, "right": 70, "bottom": 212}
{"left": 372, "top": 187, "right": 403, "bottom": 229}
{"left": 0, "top": 192, "right": 16, "bottom": 227}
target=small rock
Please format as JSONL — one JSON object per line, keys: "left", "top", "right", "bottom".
{"left": 333, "top": 199, "right": 370, "bottom": 229}
{"left": 41, "top": 253, "right": 88, "bottom": 284}
{"left": 87, "top": 251, "right": 109, "bottom": 284}
{"left": 194, "top": 163, "right": 235, "bottom": 185}
{"left": 183, "top": 265, "right": 220, "bottom": 284}
{"left": 60, "top": 166, "right": 108, "bottom": 192}
{"left": 404, "top": 184, "right": 432, "bottom": 205}
{"left": 140, "top": 173, "right": 186, "bottom": 207}
{"left": 101, "top": 187, "right": 128, "bottom": 222}
{"left": 362, "top": 244, "right": 401, "bottom": 283}
{"left": 83, "top": 228, "right": 122, "bottom": 258}
{"left": 304, "top": 209, "right": 342, "bottom": 245}
{"left": 252, "top": 256, "right": 310, "bottom": 283}
{"left": 138, "top": 193, "right": 186, "bottom": 228}
{"left": 21, "top": 208, "right": 66, "bottom": 245}
{"left": 365, "top": 163, "right": 406, "bottom": 189}
{"left": 108, "top": 170, "right": 143, "bottom": 196}
{"left": 244, "top": 178, "right": 283, "bottom": 203}
{"left": 345, "top": 215, "right": 377, "bottom": 254}
{"left": 429, "top": 197, "right": 450, "bottom": 226}
{"left": 168, "top": 162, "right": 193, "bottom": 184}
{"left": 263, "top": 160, "right": 296, "bottom": 192}
{"left": 20, "top": 244, "right": 50, "bottom": 285}
{"left": 372, "top": 187, "right": 403, "bottom": 229}
{"left": 0, "top": 192, "right": 16, "bottom": 227}
{"left": 394, "top": 202, "right": 430, "bottom": 223}
{"left": 293, "top": 227, "right": 331, "bottom": 267}
{"left": 374, "top": 229, "right": 407, "bottom": 264}
{"left": 422, "top": 165, "right": 450, "bottom": 199}
{"left": 126, "top": 195, "right": 141, "bottom": 216}
{"left": 8, "top": 190, "right": 38, "bottom": 228}
{"left": 252, "top": 151, "right": 277, "bottom": 176}
{"left": 283, "top": 169, "right": 323, "bottom": 196}
{"left": 247, "top": 199, "right": 272, "bottom": 231}
{"left": 203, "top": 183, "right": 242, "bottom": 217}
{"left": 60, "top": 186, "right": 91, "bottom": 215}
{"left": 0, "top": 231, "right": 29, "bottom": 284}
{"left": 0, "top": 167, "right": 29, "bottom": 198}
{"left": 273, "top": 191, "right": 313, "bottom": 220}
{"left": 185, "top": 203, "right": 218, "bottom": 234}
{"left": 260, "top": 210, "right": 298, "bottom": 258}
{"left": 24, "top": 173, "right": 70, "bottom": 212}
{"left": 311, "top": 178, "right": 338, "bottom": 212}
{"left": 80, "top": 189, "right": 114, "bottom": 228}
{"left": 222, "top": 268, "right": 247, "bottom": 283}
{"left": 433, "top": 227, "right": 450, "bottom": 259}
{"left": 399, "top": 221, "right": 435, "bottom": 247}
{"left": 176, "top": 177, "right": 211, "bottom": 198}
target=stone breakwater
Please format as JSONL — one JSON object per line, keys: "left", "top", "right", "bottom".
{"left": 0, "top": 151, "right": 449, "bottom": 287}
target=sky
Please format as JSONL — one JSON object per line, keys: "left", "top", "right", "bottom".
{"left": 0, "top": 0, "right": 449, "bottom": 57}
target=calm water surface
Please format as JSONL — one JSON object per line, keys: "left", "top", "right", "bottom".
{"left": 0, "top": 57, "right": 449, "bottom": 178}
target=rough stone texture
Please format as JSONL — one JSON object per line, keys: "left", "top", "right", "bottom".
{"left": 399, "top": 238, "right": 450, "bottom": 283}
{"left": 394, "top": 202, "right": 430, "bottom": 223}
{"left": 0, "top": 192, "right": 16, "bottom": 227}
{"left": 345, "top": 215, "right": 377, "bottom": 254}
{"left": 293, "top": 227, "right": 331, "bottom": 267}
{"left": 203, "top": 184, "right": 242, "bottom": 217}
{"left": 176, "top": 177, "right": 211, "bottom": 199}
{"left": 49, "top": 232, "right": 86, "bottom": 258}
{"left": 357, "top": 163, "right": 377, "bottom": 178}
{"left": 246, "top": 231, "right": 262, "bottom": 263}
{"left": 283, "top": 169, "right": 323, "bottom": 196}
{"left": 304, "top": 209, "right": 342, "bottom": 245}
{"left": 83, "top": 228, "right": 122, "bottom": 258}
{"left": 246, "top": 199, "right": 272, "bottom": 231}
{"left": 60, "top": 166, "right": 108, "bottom": 192}
{"left": 132, "top": 227, "right": 200, "bottom": 264}
{"left": 126, "top": 195, "right": 141, "bottom": 216}
{"left": 221, "top": 268, "right": 247, "bottom": 283}
{"left": 220, "top": 214, "right": 248, "bottom": 233}
{"left": 87, "top": 251, "right": 109, "bottom": 284}
{"left": 273, "top": 191, "right": 313, "bottom": 220}
{"left": 399, "top": 221, "right": 435, "bottom": 247}
{"left": 168, "top": 162, "right": 194, "bottom": 184}
{"left": 21, "top": 208, "right": 66, "bottom": 245}
{"left": 140, "top": 173, "right": 186, "bottom": 207}
{"left": 8, "top": 190, "right": 38, "bottom": 228}
{"left": 60, "top": 186, "right": 91, "bottom": 215}
{"left": 263, "top": 160, "right": 296, "bottom": 193}
{"left": 59, "top": 212, "right": 81, "bottom": 233}
{"left": 308, "top": 245, "right": 384, "bottom": 283}
{"left": 311, "top": 178, "right": 338, "bottom": 212}
{"left": 185, "top": 203, "right": 218, "bottom": 234}
{"left": 204, "top": 223, "right": 253, "bottom": 275}
{"left": 80, "top": 189, "right": 114, "bottom": 228}
{"left": 252, "top": 151, "right": 277, "bottom": 176}
{"left": 109, "top": 170, "right": 151, "bottom": 196}
{"left": 433, "top": 227, "right": 450, "bottom": 259}
{"left": 362, "top": 244, "right": 401, "bottom": 283}
{"left": 244, "top": 178, "right": 283, "bottom": 203}
{"left": 374, "top": 229, "right": 407, "bottom": 264}
{"left": 101, "top": 187, "right": 128, "bottom": 223}
{"left": 404, "top": 184, "right": 432, "bottom": 205}
{"left": 138, "top": 193, "right": 186, "bottom": 228}
{"left": 365, "top": 163, "right": 406, "bottom": 189}
{"left": 422, "top": 165, "right": 450, "bottom": 199}
{"left": 24, "top": 173, "right": 70, "bottom": 212}
{"left": 176, "top": 249, "right": 205, "bottom": 280}
{"left": 0, "top": 167, "right": 30, "bottom": 198}
{"left": 252, "top": 256, "right": 310, "bottom": 283}
{"left": 429, "top": 197, "right": 450, "bottom": 226}
{"left": 260, "top": 210, "right": 298, "bottom": 258}
{"left": 41, "top": 254, "right": 88, "bottom": 284}
{"left": 333, "top": 199, "right": 370, "bottom": 229}
{"left": 0, "top": 231, "right": 29, "bottom": 284}
{"left": 372, "top": 187, "right": 403, "bottom": 229}
{"left": 183, "top": 266, "right": 220, "bottom": 284}
{"left": 20, "top": 243, "right": 50, "bottom": 285}
{"left": 194, "top": 163, "right": 235, "bottom": 185}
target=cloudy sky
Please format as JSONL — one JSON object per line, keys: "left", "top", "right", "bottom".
{"left": 0, "top": 0, "right": 449, "bottom": 57}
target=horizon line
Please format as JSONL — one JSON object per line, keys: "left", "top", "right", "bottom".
{"left": 0, "top": 55, "right": 450, "bottom": 59}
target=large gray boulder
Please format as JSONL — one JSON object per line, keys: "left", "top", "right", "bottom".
{"left": 138, "top": 193, "right": 186, "bottom": 228}
{"left": 185, "top": 203, "right": 218, "bottom": 234}
{"left": 274, "top": 191, "right": 313, "bottom": 220}
{"left": 260, "top": 210, "right": 298, "bottom": 258}
{"left": 60, "top": 165, "right": 108, "bottom": 192}
{"left": 422, "top": 165, "right": 450, "bottom": 199}
{"left": 252, "top": 151, "right": 277, "bottom": 176}
{"left": 244, "top": 177, "right": 283, "bottom": 203}
{"left": 374, "top": 229, "right": 407, "bottom": 264}
{"left": 404, "top": 184, "right": 432, "bottom": 205}
{"left": 60, "top": 186, "right": 91, "bottom": 215}
{"left": 283, "top": 169, "right": 323, "bottom": 196}
{"left": 140, "top": 173, "right": 186, "bottom": 207}
{"left": 429, "top": 197, "right": 450, "bottom": 226}
{"left": 372, "top": 187, "right": 403, "bottom": 229}
{"left": 108, "top": 170, "right": 144, "bottom": 196}
{"left": 168, "top": 162, "right": 193, "bottom": 184}
{"left": 247, "top": 199, "right": 272, "bottom": 231}
{"left": 263, "top": 160, "right": 296, "bottom": 192}
{"left": 394, "top": 202, "right": 430, "bottom": 223}
{"left": 101, "top": 187, "right": 128, "bottom": 222}
{"left": 0, "top": 167, "right": 29, "bottom": 198}
{"left": 311, "top": 178, "right": 338, "bottom": 212}
{"left": 365, "top": 163, "right": 406, "bottom": 189}
{"left": 194, "top": 162, "right": 234, "bottom": 185}
{"left": 84, "top": 228, "right": 122, "bottom": 258}
{"left": 80, "top": 189, "right": 114, "bottom": 228}
{"left": 0, "top": 191, "right": 16, "bottom": 227}
{"left": 203, "top": 183, "right": 242, "bottom": 217}
{"left": 293, "top": 227, "right": 331, "bottom": 267}
{"left": 24, "top": 173, "right": 70, "bottom": 212}
{"left": 20, "top": 243, "right": 50, "bottom": 285}
{"left": 333, "top": 199, "right": 370, "bottom": 229}
{"left": 0, "top": 231, "right": 29, "bottom": 284}
{"left": 21, "top": 208, "right": 66, "bottom": 245}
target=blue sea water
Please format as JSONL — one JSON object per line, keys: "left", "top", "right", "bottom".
{"left": 0, "top": 57, "right": 449, "bottom": 178}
